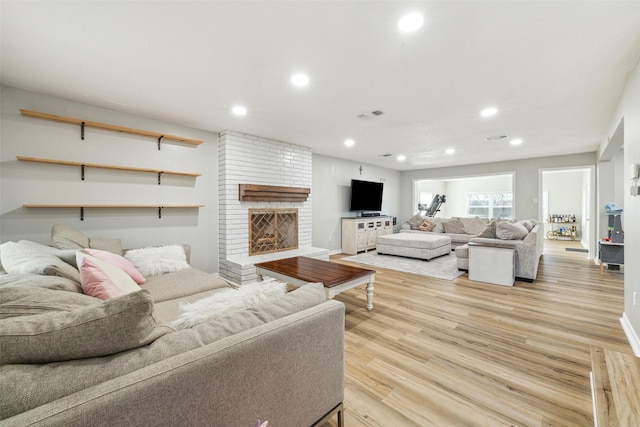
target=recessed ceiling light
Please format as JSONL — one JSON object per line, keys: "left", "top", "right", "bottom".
{"left": 232, "top": 106, "right": 247, "bottom": 116}
{"left": 510, "top": 138, "right": 523, "bottom": 146}
{"left": 344, "top": 139, "right": 355, "bottom": 147}
{"left": 291, "top": 73, "right": 310, "bottom": 87}
{"left": 480, "top": 107, "right": 498, "bottom": 117}
{"left": 397, "top": 154, "right": 406, "bottom": 161}
{"left": 398, "top": 12, "right": 424, "bottom": 32}
{"left": 445, "top": 148, "right": 455, "bottom": 155}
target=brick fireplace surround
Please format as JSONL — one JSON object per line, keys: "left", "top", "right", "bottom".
{"left": 218, "top": 131, "right": 328, "bottom": 285}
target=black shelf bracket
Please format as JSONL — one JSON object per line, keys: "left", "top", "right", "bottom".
{"left": 158, "top": 206, "right": 164, "bottom": 219}
{"left": 81, "top": 122, "right": 85, "bottom": 140}
{"left": 157, "top": 172, "right": 163, "bottom": 185}
{"left": 80, "top": 206, "right": 85, "bottom": 221}
{"left": 81, "top": 165, "right": 85, "bottom": 181}
{"left": 157, "top": 135, "right": 164, "bottom": 150}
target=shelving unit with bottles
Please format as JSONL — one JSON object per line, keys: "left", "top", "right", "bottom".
{"left": 545, "top": 214, "right": 579, "bottom": 240}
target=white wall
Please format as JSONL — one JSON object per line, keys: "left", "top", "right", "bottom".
{"left": 610, "top": 58, "right": 640, "bottom": 354}
{"left": 543, "top": 170, "right": 584, "bottom": 220}
{"left": 400, "top": 153, "right": 597, "bottom": 225}
{"left": 312, "top": 154, "right": 401, "bottom": 252}
{"left": 0, "top": 86, "right": 219, "bottom": 272}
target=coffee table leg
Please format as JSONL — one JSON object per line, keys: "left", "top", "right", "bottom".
{"left": 366, "top": 280, "right": 374, "bottom": 311}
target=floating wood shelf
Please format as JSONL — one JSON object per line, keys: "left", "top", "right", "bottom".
{"left": 20, "top": 109, "right": 204, "bottom": 147}
{"left": 239, "top": 184, "right": 310, "bottom": 202}
{"left": 23, "top": 204, "right": 204, "bottom": 220}
{"left": 17, "top": 156, "right": 201, "bottom": 184}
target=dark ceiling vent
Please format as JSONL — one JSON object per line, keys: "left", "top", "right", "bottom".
{"left": 358, "top": 110, "right": 384, "bottom": 119}
{"left": 379, "top": 153, "right": 392, "bottom": 157}
{"left": 484, "top": 135, "right": 509, "bottom": 142}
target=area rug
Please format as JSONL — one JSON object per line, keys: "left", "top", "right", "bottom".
{"left": 341, "top": 251, "right": 464, "bottom": 281}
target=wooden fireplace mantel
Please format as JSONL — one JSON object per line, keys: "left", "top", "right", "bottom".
{"left": 239, "top": 184, "right": 310, "bottom": 202}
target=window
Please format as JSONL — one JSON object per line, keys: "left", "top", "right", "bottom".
{"left": 466, "top": 192, "right": 512, "bottom": 218}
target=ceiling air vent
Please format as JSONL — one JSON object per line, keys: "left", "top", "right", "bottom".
{"left": 484, "top": 135, "right": 508, "bottom": 142}
{"left": 358, "top": 110, "right": 384, "bottom": 119}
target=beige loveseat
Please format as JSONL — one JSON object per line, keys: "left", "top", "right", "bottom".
{"left": 0, "top": 227, "right": 344, "bottom": 427}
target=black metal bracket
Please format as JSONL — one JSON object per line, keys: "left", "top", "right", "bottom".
{"left": 158, "top": 135, "right": 164, "bottom": 150}
{"left": 157, "top": 172, "right": 163, "bottom": 185}
{"left": 158, "top": 206, "right": 164, "bottom": 219}
{"left": 81, "top": 122, "right": 85, "bottom": 140}
{"left": 80, "top": 207, "right": 85, "bottom": 221}
{"left": 81, "top": 165, "right": 85, "bottom": 181}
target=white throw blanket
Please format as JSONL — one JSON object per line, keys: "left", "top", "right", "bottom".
{"left": 171, "top": 279, "right": 287, "bottom": 330}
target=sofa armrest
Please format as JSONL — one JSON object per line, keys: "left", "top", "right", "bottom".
{"left": 469, "top": 237, "right": 522, "bottom": 248}
{"left": 3, "top": 301, "right": 345, "bottom": 427}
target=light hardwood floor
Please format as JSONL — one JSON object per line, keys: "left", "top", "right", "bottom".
{"left": 319, "top": 240, "right": 634, "bottom": 427}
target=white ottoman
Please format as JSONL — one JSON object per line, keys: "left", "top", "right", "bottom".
{"left": 376, "top": 233, "right": 452, "bottom": 260}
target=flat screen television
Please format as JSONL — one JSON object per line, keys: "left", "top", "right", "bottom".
{"left": 349, "top": 179, "right": 383, "bottom": 212}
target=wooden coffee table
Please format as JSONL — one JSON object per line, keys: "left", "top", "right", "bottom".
{"left": 255, "top": 256, "right": 376, "bottom": 310}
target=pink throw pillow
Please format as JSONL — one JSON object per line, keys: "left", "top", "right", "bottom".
{"left": 83, "top": 248, "right": 146, "bottom": 284}
{"left": 77, "top": 253, "right": 141, "bottom": 300}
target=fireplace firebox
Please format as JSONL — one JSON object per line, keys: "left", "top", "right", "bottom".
{"left": 249, "top": 208, "right": 298, "bottom": 255}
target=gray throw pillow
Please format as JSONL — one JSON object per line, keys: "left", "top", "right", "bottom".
{"left": 51, "top": 224, "right": 89, "bottom": 250}
{"left": 518, "top": 219, "right": 537, "bottom": 232}
{"left": 496, "top": 221, "right": 529, "bottom": 240}
{"left": 0, "top": 289, "right": 172, "bottom": 364}
{"left": 89, "top": 237, "right": 123, "bottom": 255}
{"left": 463, "top": 218, "right": 487, "bottom": 235}
{"left": 476, "top": 220, "right": 497, "bottom": 238}
{"left": 0, "top": 273, "right": 83, "bottom": 293}
{"left": 407, "top": 213, "right": 427, "bottom": 229}
{"left": 442, "top": 218, "right": 465, "bottom": 234}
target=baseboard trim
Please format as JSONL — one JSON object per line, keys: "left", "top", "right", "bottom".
{"left": 620, "top": 312, "right": 640, "bottom": 357}
{"left": 329, "top": 249, "right": 343, "bottom": 255}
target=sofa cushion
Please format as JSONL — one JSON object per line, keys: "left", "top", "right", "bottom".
{"left": 171, "top": 280, "right": 288, "bottom": 329}
{"left": 454, "top": 244, "right": 469, "bottom": 258}
{"left": 0, "top": 283, "right": 326, "bottom": 419}
{"left": 51, "top": 224, "right": 89, "bottom": 250}
{"left": 77, "top": 252, "right": 141, "bottom": 300}
{"left": 124, "top": 245, "right": 189, "bottom": 277}
{"left": 496, "top": 221, "right": 529, "bottom": 240}
{"left": 83, "top": 248, "right": 145, "bottom": 284}
{"left": 463, "top": 218, "right": 487, "bottom": 235}
{"left": 0, "top": 289, "right": 171, "bottom": 365}
{"left": 0, "top": 273, "right": 83, "bottom": 293}
{"left": 442, "top": 218, "right": 465, "bottom": 234}
{"left": 0, "top": 241, "right": 80, "bottom": 283}
{"left": 477, "top": 220, "right": 498, "bottom": 238}
{"left": 0, "top": 286, "right": 97, "bottom": 319}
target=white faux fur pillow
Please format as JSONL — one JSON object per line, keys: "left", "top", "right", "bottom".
{"left": 124, "top": 245, "right": 189, "bottom": 277}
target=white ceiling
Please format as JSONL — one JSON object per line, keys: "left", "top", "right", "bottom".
{"left": 2, "top": 1, "right": 640, "bottom": 171}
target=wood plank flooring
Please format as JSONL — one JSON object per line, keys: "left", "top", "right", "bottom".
{"left": 319, "top": 240, "right": 635, "bottom": 427}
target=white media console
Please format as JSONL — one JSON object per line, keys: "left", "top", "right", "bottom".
{"left": 341, "top": 216, "right": 393, "bottom": 255}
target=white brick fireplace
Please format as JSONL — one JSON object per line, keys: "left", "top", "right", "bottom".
{"left": 218, "top": 131, "right": 328, "bottom": 285}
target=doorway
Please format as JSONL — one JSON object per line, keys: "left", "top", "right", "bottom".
{"left": 539, "top": 167, "right": 595, "bottom": 259}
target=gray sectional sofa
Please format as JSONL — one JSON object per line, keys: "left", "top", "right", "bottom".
{"left": 0, "top": 227, "right": 344, "bottom": 427}
{"left": 402, "top": 215, "right": 543, "bottom": 281}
